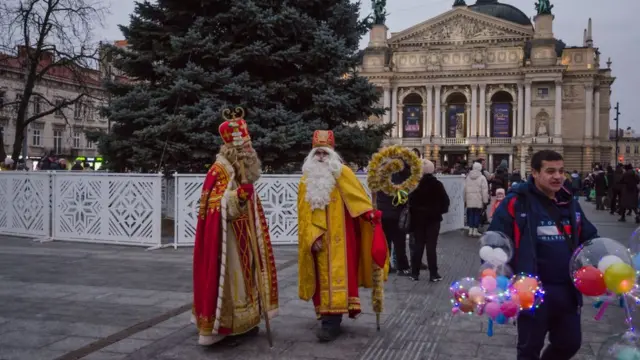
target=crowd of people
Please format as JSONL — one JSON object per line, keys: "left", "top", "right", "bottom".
{"left": 570, "top": 163, "right": 640, "bottom": 223}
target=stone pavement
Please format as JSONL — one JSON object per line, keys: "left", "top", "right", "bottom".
{"left": 0, "top": 201, "right": 638, "bottom": 360}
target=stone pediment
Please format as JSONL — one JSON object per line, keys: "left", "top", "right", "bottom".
{"left": 389, "top": 8, "right": 533, "bottom": 45}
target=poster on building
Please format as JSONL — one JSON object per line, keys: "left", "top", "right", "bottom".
{"left": 492, "top": 104, "right": 510, "bottom": 137}
{"left": 447, "top": 105, "right": 465, "bottom": 138}
{"left": 403, "top": 106, "right": 421, "bottom": 138}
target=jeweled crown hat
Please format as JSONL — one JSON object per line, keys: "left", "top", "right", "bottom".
{"left": 218, "top": 107, "right": 251, "bottom": 147}
{"left": 312, "top": 130, "right": 335, "bottom": 149}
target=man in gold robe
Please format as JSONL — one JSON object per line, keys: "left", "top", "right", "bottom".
{"left": 297, "top": 130, "right": 388, "bottom": 342}
{"left": 192, "top": 109, "right": 279, "bottom": 346}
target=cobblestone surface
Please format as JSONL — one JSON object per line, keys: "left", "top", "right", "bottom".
{"left": 0, "top": 201, "right": 637, "bottom": 360}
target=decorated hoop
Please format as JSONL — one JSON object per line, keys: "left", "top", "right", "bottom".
{"left": 367, "top": 146, "right": 422, "bottom": 205}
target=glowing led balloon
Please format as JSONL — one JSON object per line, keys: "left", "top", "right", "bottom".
{"left": 597, "top": 331, "right": 640, "bottom": 360}
{"left": 570, "top": 238, "right": 635, "bottom": 297}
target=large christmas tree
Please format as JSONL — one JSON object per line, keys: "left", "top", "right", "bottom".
{"left": 94, "top": 0, "right": 392, "bottom": 172}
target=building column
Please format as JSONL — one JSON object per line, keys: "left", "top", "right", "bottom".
{"left": 434, "top": 86, "right": 441, "bottom": 137}
{"left": 465, "top": 104, "right": 471, "bottom": 138}
{"left": 485, "top": 103, "right": 491, "bottom": 137}
{"left": 488, "top": 154, "right": 493, "bottom": 173}
{"left": 422, "top": 103, "right": 428, "bottom": 138}
{"left": 426, "top": 86, "right": 433, "bottom": 137}
{"left": 554, "top": 80, "right": 562, "bottom": 137}
{"left": 509, "top": 154, "right": 513, "bottom": 171}
{"left": 398, "top": 109, "right": 404, "bottom": 138}
{"left": 383, "top": 86, "right": 391, "bottom": 125}
{"left": 524, "top": 81, "right": 532, "bottom": 136}
{"left": 593, "top": 87, "right": 600, "bottom": 138}
{"left": 511, "top": 102, "right": 517, "bottom": 137}
{"left": 517, "top": 82, "right": 524, "bottom": 136}
{"left": 391, "top": 86, "right": 398, "bottom": 138}
{"left": 471, "top": 84, "right": 478, "bottom": 137}
{"left": 479, "top": 85, "right": 486, "bottom": 137}
{"left": 585, "top": 84, "right": 594, "bottom": 138}
{"left": 441, "top": 106, "right": 446, "bottom": 138}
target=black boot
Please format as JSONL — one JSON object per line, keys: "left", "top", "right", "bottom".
{"left": 317, "top": 315, "right": 342, "bottom": 342}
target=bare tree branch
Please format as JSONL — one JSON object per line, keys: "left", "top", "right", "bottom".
{"left": 0, "top": 0, "right": 108, "bottom": 160}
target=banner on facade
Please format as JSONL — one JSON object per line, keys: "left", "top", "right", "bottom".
{"left": 492, "top": 103, "right": 510, "bottom": 138}
{"left": 447, "top": 105, "right": 465, "bottom": 138}
{"left": 403, "top": 106, "right": 421, "bottom": 138}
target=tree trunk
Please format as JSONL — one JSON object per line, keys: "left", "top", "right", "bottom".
{"left": 0, "top": 133, "right": 6, "bottom": 161}
{"left": 11, "top": 122, "right": 24, "bottom": 162}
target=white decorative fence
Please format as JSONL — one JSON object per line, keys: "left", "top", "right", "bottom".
{"left": 51, "top": 173, "right": 162, "bottom": 246}
{"left": 0, "top": 172, "right": 50, "bottom": 238}
{"left": 0, "top": 172, "right": 464, "bottom": 248}
{"left": 173, "top": 174, "right": 465, "bottom": 247}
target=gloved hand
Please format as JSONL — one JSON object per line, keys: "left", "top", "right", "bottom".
{"left": 363, "top": 210, "right": 382, "bottom": 224}
{"left": 237, "top": 183, "right": 254, "bottom": 203}
{"left": 312, "top": 239, "right": 322, "bottom": 252}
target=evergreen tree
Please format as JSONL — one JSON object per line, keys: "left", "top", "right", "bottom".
{"left": 93, "top": 0, "right": 392, "bottom": 172}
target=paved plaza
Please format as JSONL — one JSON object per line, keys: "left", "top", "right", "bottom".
{"left": 0, "top": 202, "right": 638, "bottom": 360}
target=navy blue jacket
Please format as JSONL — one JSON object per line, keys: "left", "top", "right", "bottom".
{"left": 488, "top": 177, "right": 598, "bottom": 303}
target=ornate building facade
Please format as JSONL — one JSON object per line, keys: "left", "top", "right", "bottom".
{"left": 360, "top": 0, "right": 615, "bottom": 173}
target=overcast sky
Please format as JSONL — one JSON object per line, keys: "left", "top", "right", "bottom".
{"left": 102, "top": 0, "right": 638, "bottom": 129}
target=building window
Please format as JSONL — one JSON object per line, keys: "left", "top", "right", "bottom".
{"left": 635, "top": 146, "right": 639, "bottom": 154}
{"left": 86, "top": 138, "right": 94, "bottom": 149}
{"left": 32, "top": 129, "right": 41, "bottom": 146}
{"left": 537, "top": 88, "right": 549, "bottom": 99}
{"left": 83, "top": 101, "right": 94, "bottom": 120}
{"left": 53, "top": 130, "right": 63, "bottom": 154}
{"left": 14, "top": 94, "right": 22, "bottom": 113}
{"left": 32, "top": 97, "right": 41, "bottom": 115}
{"left": 74, "top": 102, "right": 82, "bottom": 119}
{"left": 73, "top": 131, "right": 81, "bottom": 148}
{"left": 626, "top": 145, "right": 631, "bottom": 154}
{"left": 54, "top": 99, "right": 64, "bottom": 117}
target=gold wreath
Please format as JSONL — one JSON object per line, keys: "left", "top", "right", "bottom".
{"left": 367, "top": 146, "right": 422, "bottom": 205}
{"left": 221, "top": 106, "right": 245, "bottom": 121}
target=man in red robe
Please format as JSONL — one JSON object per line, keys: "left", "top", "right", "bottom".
{"left": 192, "top": 109, "right": 279, "bottom": 346}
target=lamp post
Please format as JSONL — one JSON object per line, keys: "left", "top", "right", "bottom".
{"left": 614, "top": 102, "right": 620, "bottom": 164}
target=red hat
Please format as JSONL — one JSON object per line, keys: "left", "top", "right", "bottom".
{"left": 312, "top": 130, "right": 335, "bottom": 149}
{"left": 219, "top": 107, "right": 251, "bottom": 147}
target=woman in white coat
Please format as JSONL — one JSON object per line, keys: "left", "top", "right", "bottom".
{"left": 464, "top": 162, "right": 489, "bottom": 237}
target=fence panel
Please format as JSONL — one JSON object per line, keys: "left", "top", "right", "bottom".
{"left": 173, "top": 174, "right": 464, "bottom": 247}
{"left": 0, "top": 172, "right": 51, "bottom": 238}
{"left": 51, "top": 173, "right": 163, "bottom": 247}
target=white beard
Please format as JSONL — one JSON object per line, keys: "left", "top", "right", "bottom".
{"left": 302, "top": 147, "right": 343, "bottom": 211}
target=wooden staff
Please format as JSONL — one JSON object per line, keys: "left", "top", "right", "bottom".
{"left": 238, "top": 162, "right": 274, "bottom": 348}
{"left": 371, "top": 192, "right": 381, "bottom": 331}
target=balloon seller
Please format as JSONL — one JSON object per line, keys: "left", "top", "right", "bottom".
{"left": 488, "top": 150, "right": 599, "bottom": 360}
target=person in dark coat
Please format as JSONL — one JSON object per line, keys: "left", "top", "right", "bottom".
{"left": 509, "top": 170, "right": 523, "bottom": 185}
{"left": 593, "top": 166, "right": 607, "bottom": 210}
{"left": 618, "top": 164, "right": 639, "bottom": 223}
{"left": 611, "top": 164, "right": 624, "bottom": 215}
{"left": 375, "top": 164, "right": 411, "bottom": 275}
{"left": 606, "top": 166, "right": 615, "bottom": 210}
{"left": 408, "top": 160, "right": 450, "bottom": 282}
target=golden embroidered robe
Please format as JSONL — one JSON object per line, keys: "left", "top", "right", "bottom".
{"left": 192, "top": 155, "right": 279, "bottom": 337}
{"left": 298, "top": 165, "right": 389, "bottom": 318}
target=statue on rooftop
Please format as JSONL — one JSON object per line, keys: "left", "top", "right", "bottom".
{"left": 535, "top": 0, "right": 553, "bottom": 15}
{"left": 372, "top": 0, "right": 387, "bottom": 25}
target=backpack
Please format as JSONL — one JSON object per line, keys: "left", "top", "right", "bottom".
{"left": 505, "top": 194, "right": 528, "bottom": 261}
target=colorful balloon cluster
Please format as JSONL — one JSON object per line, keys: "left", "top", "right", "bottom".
{"left": 451, "top": 232, "right": 545, "bottom": 337}
{"left": 572, "top": 236, "right": 640, "bottom": 360}
{"left": 571, "top": 238, "right": 636, "bottom": 297}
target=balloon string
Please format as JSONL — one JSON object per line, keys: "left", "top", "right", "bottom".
{"left": 594, "top": 300, "right": 609, "bottom": 321}
{"left": 487, "top": 319, "right": 493, "bottom": 337}
{"left": 622, "top": 295, "right": 635, "bottom": 331}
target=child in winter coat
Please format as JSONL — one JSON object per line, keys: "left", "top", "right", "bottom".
{"left": 489, "top": 188, "right": 505, "bottom": 221}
